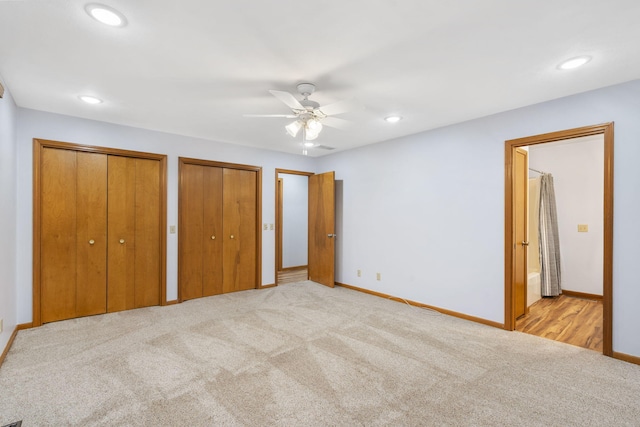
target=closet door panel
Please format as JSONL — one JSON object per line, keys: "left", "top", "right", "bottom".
{"left": 75, "top": 152, "right": 108, "bottom": 317}
{"left": 203, "top": 166, "right": 223, "bottom": 296}
{"left": 180, "top": 163, "right": 205, "bottom": 300}
{"left": 222, "top": 168, "right": 257, "bottom": 293}
{"left": 41, "top": 148, "right": 78, "bottom": 323}
{"left": 235, "top": 169, "right": 257, "bottom": 292}
{"left": 107, "top": 156, "right": 136, "bottom": 312}
{"left": 134, "top": 158, "right": 162, "bottom": 307}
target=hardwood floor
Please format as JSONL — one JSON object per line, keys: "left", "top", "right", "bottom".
{"left": 277, "top": 267, "right": 308, "bottom": 284}
{"left": 516, "top": 294, "right": 603, "bottom": 352}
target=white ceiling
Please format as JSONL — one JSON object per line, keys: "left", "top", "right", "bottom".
{"left": 1, "top": 1, "right": 639, "bottom": 157}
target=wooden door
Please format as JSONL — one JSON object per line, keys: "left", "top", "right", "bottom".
{"left": 180, "top": 163, "right": 205, "bottom": 300}
{"left": 179, "top": 163, "right": 223, "bottom": 300}
{"left": 107, "top": 156, "right": 162, "bottom": 310}
{"left": 308, "top": 171, "right": 335, "bottom": 288}
{"left": 107, "top": 156, "right": 136, "bottom": 311}
{"left": 179, "top": 158, "right": 260, "bottom": 300}
{"left": 41, "top": 148, "right": 78, "bottom": 323}
{"left": 276, "top": 178, "right": 283, "bottom": 272}
{"left": 133, "top": 158, "right": 162, "bottom": 307}
{"left": 41, "top": 148, "right": 107, "bottom": 323}
{"left": 35, "top": 139, "right": 167, "bottom": 326}
{"left": 514, "top": 148, "right": 528, "bottom": 318}
{"left": 222, "top": 168, "right": 257, "bottom": 293}
{"left": 203, "top": 166, "right": 224, "bottom": 296}
{"left": 75, "top": 152, "right": 108, "bottom": 317}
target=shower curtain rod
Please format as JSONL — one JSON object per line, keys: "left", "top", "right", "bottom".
{"left": 529, "top": 168, "right": 545, "bottom": 174}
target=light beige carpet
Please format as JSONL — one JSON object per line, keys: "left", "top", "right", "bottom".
{"left": 1, "top": 281, "right": 639, "bottom": 426}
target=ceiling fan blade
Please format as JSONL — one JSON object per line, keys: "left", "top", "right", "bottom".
{"left": 243, "top": 114, "right": 298, "bottom": 118}
{"left": 268, "top": 90, "right": 305, "bottom": 110}
{"left": 317, "top": 98, "right": 357, "bottom": 116}
{"left": 321, "top": 116, "right": 351, "bottom": 130}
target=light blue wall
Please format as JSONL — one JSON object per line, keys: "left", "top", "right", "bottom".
{"left": 0, "top": 78, "right": 18, "bottom": 352}
{"left": 318, "top": 79, "right": 640, "bottom": 357}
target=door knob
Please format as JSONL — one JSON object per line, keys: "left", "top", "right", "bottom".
{"left": 327, "top": 234, "right": 336, "bottom": 238}
{"left": 521, "top": 241, "right": 529, "bottom": 246}
{"left": 211, "top": 235, "right": 216, "bottom": 240}
{"left": 89, "top": 239, "right": 95, "bottom": 245}
{"left": 230, "top": 235, "right": 235, "bottom": 239}
{"left": 119, "top": 239, "right": 125, "bottom": 244}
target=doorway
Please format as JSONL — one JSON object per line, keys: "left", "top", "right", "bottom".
{"left": 504, "top": 123, "right": 614, "bottom": 356}
{"left": 276, "top": 169, "right": 313, "bottom": 285}
{"left": 275, "top": 169, "right": 336, "bottom": 287}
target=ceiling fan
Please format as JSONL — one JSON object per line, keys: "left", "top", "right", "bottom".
{"left": 245, "top": 83, "right": 353, "bottom": 143}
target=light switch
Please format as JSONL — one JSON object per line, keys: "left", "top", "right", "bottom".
{"left": 169, "top": 225, "right": 176, "bottom": 234}
{"left": 270, "top": 224, "right": 274, "bottom": 230}
{"left": 263, "top": 223, "right": 268, "bottom": 230}
{"left": 578, "top": 224, "right": 589, "bottom": 232}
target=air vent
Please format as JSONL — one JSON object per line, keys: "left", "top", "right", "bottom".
{"left": 315, "top": 145, "right": 335, "bottom": 150}
{"left": 2, "top": 421, "right": 23, "bottom": 427}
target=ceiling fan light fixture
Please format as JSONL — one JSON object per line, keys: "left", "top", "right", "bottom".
{"left": 306, "top": 118, "right": 323, "bottom": 133}
{"left": 85, "top": 3, "right": 127, "bottom": 27}
{"left": 252, "top": 83, "right": 352, "bottom": 143}
{"left": 285, "top": 120, "right": 303, "bottom": 137}
{"left": 304, "top": 119, "right": 322, "bottom": 140}
{"left": 304, "top": 128, "right": 319, "bottom": 141}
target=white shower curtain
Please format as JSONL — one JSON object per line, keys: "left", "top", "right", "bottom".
{"left": 539, "top": 173, "right": 562, "bottom": 296}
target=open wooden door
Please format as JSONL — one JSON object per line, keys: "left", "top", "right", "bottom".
{"left": 308, "top": 171, "right": 335, "bottom": 287}
{"left": 514, "top": 148, "right": 528, "bottom": 318}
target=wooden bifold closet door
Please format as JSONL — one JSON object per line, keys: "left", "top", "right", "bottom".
{"left": 107, "top": 156, "right": 162, "bottom": 312}
{"left": 179, "top": 159, "right": 260, "bottom": 301}
{"left": 41, "top": 149, "right": 108, "bottom": 322}
{"left": 35, "top": 140, "right": 167, "bottom": 326}
{"left": 180, "top": 164, "right": 224, "bottom": 300}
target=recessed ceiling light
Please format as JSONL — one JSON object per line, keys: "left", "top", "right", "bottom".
{"left": 85, "top": 3, "right": 127, "bottom": 27}
{"left": 385, "top": 115, "right": 402, "bottom": 123}
{"left": 558, "top": 56, "right": 592, "bottom": 70}
{"left": 79, "top": 95, "right": 103, "bottom": 104}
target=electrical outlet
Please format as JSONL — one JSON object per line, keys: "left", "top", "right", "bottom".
{"left": 169, "top": 225, "right": 176, "bottom": 234}
{"left": 357, "top": 269, "right": 361, "bottom": 277}
{"left": 376, "top": 273, "right": 381, "bottom": 281}
{"left": 578, "top": 224, "right": 589, "bottom": 232}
